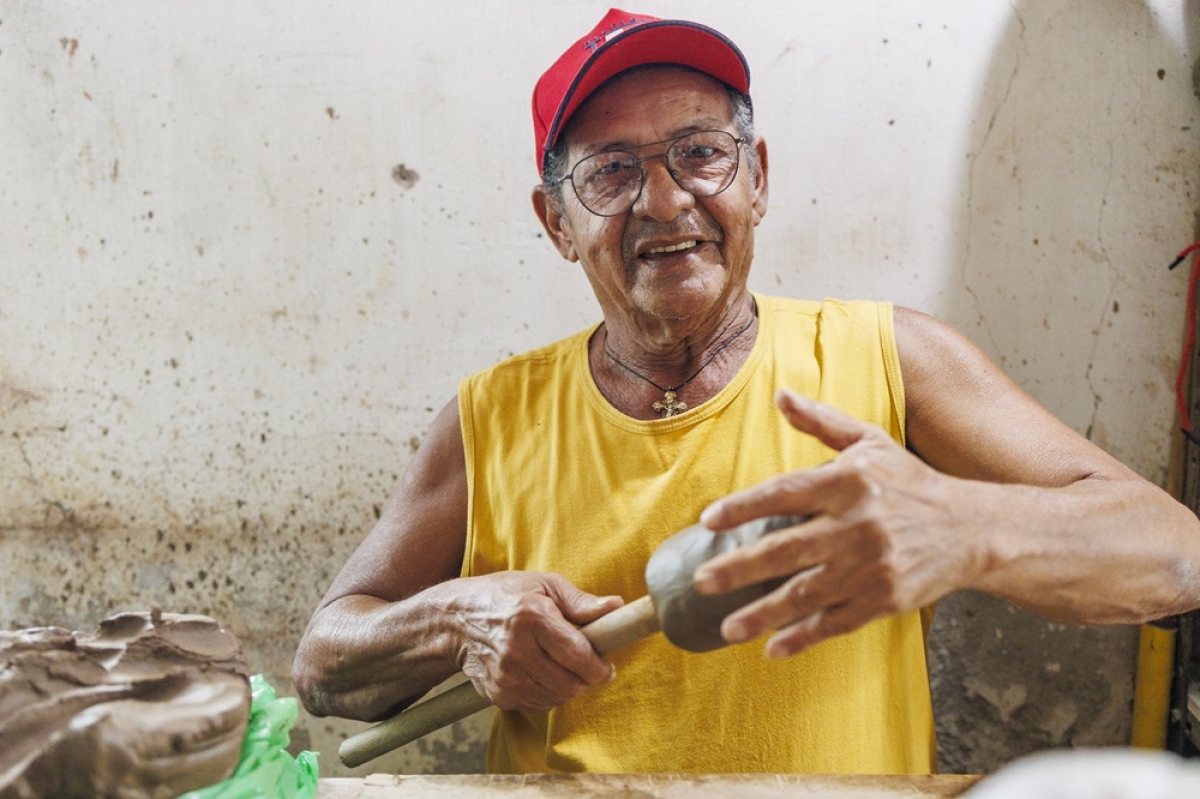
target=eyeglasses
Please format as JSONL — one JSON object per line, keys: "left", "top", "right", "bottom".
{"left": 550, "top": 130, "right": 747, "bottom": 217}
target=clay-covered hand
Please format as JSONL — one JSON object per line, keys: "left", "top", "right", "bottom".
{"left": 454, "top": 571, "right": 623, "bottom": 713}
{"left": 693, "top": 389, "right": 976, "bottom": 659}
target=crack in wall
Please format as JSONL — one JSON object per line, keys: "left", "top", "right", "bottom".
{"left": 8, "top": 434, "right": 84, "bottom": 531}
{"left": 4, "top": 387, "right": 77, "bottom": 528}
{"left": 1081, "top": 137, "right": 1119, "bottom": 442}
{"left": 13, "top": 435, "right": 37, "bottom": 486}
{"left": 961, "top": 5, "right": 1025, "bottom": 357}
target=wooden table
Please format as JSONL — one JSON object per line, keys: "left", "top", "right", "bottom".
{"left": 317, "top": 774, "right": 983, "bottom": 798}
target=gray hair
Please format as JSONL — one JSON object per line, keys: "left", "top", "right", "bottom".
{"left": 542, "top": 83, "right": 759, "bottom": 212}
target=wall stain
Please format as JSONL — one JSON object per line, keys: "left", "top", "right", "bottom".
{"left": 391, "top": 164, "right": 419, "bottom": 190}
{"left": 0, "top": 383, "right": 43, "bottom": 412}
{"left": 964, "top": 676, "right": 1028, "bottom": 723}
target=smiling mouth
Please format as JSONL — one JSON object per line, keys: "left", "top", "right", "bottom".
{"left": 643, "top": 240, "right": 699, "bottom": 256}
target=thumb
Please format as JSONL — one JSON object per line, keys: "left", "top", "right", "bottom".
{"left": 775, "top": 389, "right": 876, "bottom": 453}
{"left": 544, "top": 575, "right": 624, "bottom": 626}
{"left": 698, "top": 391, "right": 877, "bottom": 530}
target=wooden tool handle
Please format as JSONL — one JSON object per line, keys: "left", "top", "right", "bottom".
{"left": 338, "top": 594, "right": 659, "bottom": 768}
{"left": 338, "top": 680, "right": 490, "bottom": 768}
{"left": 576, "top": 594, "right": 661, "bottom": 655}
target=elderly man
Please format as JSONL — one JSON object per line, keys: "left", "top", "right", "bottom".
{"left": 293, "top": 9, "right": 1200, "bottom": 774}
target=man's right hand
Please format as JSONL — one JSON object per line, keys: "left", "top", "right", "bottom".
{"left": 452, "top": 571, "right": 624, "bottom": 713}
{"left": 294, "top": 399, "right": 629, "bottom": 722}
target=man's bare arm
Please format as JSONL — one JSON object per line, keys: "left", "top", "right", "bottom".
{"left": 292, "top": 399, "right": 472, "bottom": 719}
{"left": 292, "top": 398, "right": 622, "bottom": 721}
{"left": 895, "top": 305, "right": 1200, "bottom": 622}
{"left": 693, "top": 307, "right": 1200, "bottom": 658}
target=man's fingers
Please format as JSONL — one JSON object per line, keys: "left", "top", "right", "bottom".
{"left": 529, "top": 618, "right": 615, "bottom": 686}
{"left": 543, "top": 574, "right": 625, "bottom": 626}
{"left": 775, "top": 389, "right": 875, "bottom": 452}
{"left": 529, "top": 624, "right": 610, "bottom": 686}
{"left": 701, "top": 391, "right": 884, "bottom": 531}
{"left": 700, "top": 467, "right": 835, "bottom": 532}
{"left": 693, "top": 516, "right": 826, "bottom": 595}
{"left": 488, "top": 665, "right": 571, "bottom": 712}
{"left": 713, "top": 563, "right": 831, "bottom": 643}
{"left": 763, "top": 601, "right": 871, "bottom": 659}
{"left": 718, "top": 581, "right": 873, "bottom": 660}
{"left": 539, "top": 578, "right": 622, "bottom": 685}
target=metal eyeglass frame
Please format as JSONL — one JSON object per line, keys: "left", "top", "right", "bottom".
{"left": 548, "top": 129, "right": 747, "bottom": 217}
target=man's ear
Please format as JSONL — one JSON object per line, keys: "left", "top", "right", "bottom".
{"left": 750, "top": 137, "right": 769, "bottom": 226}
{"left": 532, "top": 185, "right": 579, "bottom": 262}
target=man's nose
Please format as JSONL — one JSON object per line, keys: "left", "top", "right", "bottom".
{"left": 631, "top": 156, "right": 695, "bottom": 221}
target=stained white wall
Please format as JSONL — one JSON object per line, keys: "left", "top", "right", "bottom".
{"left": 1, "top": 0, "right": 1197, "bottom": 777}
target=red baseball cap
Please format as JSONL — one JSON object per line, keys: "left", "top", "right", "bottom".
{"left": 532, "top": 8, "right": 751, "bottom": 177}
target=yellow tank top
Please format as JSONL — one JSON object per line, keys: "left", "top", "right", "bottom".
{"left": 459, "top": 294, "right": 935, "bottom": 774}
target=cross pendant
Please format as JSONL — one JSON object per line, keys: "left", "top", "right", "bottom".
{"left": 653, "top": 390, "right": 688, "bottom": 418}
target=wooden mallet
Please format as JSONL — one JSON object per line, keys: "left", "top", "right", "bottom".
{"left": 339, "top": 514, "right": 802, "bottom": 768}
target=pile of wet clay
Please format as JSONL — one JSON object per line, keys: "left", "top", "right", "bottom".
{"left": 0, "top": 609, "right": 251, "bottom": 799}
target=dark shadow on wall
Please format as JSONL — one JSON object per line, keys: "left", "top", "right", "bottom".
{"left": 1192, "top": 0, "right": 1200, "bottom": 243}
{"left": 926, "top": 0, "right": 1200, "bottom": 775}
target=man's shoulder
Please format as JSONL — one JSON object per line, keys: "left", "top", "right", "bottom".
{"left": 757, "top": 293, "right": 893, "bottom": 327}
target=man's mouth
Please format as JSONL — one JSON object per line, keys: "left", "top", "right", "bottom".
{"left": 643, "top": 240, "right": 699, "bottom": 256}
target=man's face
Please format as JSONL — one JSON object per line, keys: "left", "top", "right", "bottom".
{"left": 537, "top": 67, "right": 768, "bottom": 329}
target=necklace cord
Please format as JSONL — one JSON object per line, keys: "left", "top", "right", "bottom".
{"left": 603, "top": 314, "right": 756, "bottom": 394}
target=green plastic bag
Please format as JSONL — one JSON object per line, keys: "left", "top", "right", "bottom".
{"left": 179, "top": 674, "right": 319, "bottom": 799}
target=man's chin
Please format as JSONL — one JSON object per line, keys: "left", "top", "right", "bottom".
{"left": 629, "top": 271, "right": 729, "bottom": 321}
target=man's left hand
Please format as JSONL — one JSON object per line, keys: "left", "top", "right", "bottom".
{"left": 693, "top": 388, "right": 977, "bottom": 658}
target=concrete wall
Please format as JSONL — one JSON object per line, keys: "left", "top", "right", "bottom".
{"left": 1, "top": 0, "right": 1197, "bottom": 778}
